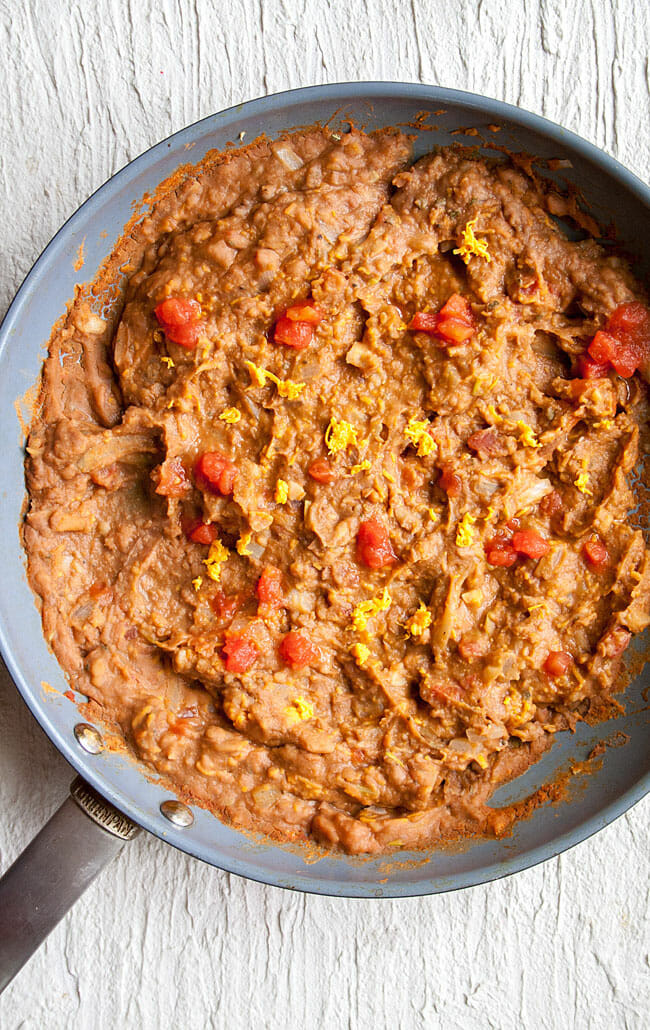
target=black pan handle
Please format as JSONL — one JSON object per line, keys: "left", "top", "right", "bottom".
{"left": 0, "top": 776, "right": 140, "bottom": 992}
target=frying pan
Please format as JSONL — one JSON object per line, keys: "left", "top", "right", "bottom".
{"left": 1, "top": 82, "right": 649, "bottom": 991}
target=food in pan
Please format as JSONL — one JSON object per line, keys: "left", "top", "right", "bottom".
{"left": 24, "top": 127, "right": 650, "bottom": 853}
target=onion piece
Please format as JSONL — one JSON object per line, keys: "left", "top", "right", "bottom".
{"left": 273, "top": 143, "right": 303, "bottom": 170}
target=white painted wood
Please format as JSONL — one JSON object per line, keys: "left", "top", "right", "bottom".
{"left": 1, "top": 0, "right": 649, "bottom": 1026}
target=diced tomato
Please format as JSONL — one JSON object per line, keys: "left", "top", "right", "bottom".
{"left": 284, "top": 299, "right": 324, "bottom": 325}
{"left": 184, "top": 518, "right": 219, "bottom": 545}
{"left": 155, "top": 296, "right": 203, "bottom": 349}
{"left": 279, "top": 631, "right": 320, "bottom": 669}
{"left": 273, "top": 315, "right": 314, "bottom": 350}
{"left": 599, "top": 626, "right": 631, "bottom": 658}
{"left": 222, "top": 634, "right": 258, "bottom": 673}
{"left": 583, "top": 537, "right": 609, "bottom": 568}
{"left": 607, "top": 301, "right": 650, "bottom": 347}
{"left": 467, "top": 428, "right": 499, "bottom": 455}
{"left": 435, "top": 317, "right": 475, "bottom": 344}
{"left": 154, "top": 456, "right": 190, "bottom": 497}
{"left": 210, "top": 590, "right": 241, "bottom": 621}
{"left": 544, "top": 651, "right": 572, "bottom": 678}
{"left": 164, "top": 322, "right": 203, "bottom": 348}
{"left": 512, "top": 529, "right": 550, "bottom": 560}
{"left": 195, "top": 451, "right": 236, "bottom": 496}
{"left": 585, "top": 303, "right": 650, "bottom": 379}
{"left": 409, "top": 311, "right": 440, "bottom": 333}
{"left": 439, "top": 467, "right": 462, "bottom": 497}
{"left": 256, "top": 566, "right": 285, "bottom": 610}
{"left": 356, "top": 516, "right": 397, "bottom": 569}
{"left": 577, "top": 353, "right": 610, "bottom": 379}
{"left": 155, "top": 297, "right": 201, "bottom": 327}
{"left": 409, "top": 294, "right": 476, "bottom": 345}
{"left": 485, "top": 540, "right": 518, "bottom": 567}
{"left": 441, "top": 293, "right": 474, "bottom": 321}
{"left": 588, "top": 330, "right": 619, "bottom": 365}
{"left": 540, "top": 490, "right": 564, "bottom": 519}
{"left": 308, "top": 457, "right": 337, "bottom": 484}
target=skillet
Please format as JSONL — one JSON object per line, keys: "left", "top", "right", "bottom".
{"left": 1, "top": 82, "right": 649, "bottom": 991}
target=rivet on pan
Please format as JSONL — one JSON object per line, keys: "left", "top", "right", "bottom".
{"left": 73, "top": 722, "right": 104, "bottom": 754}
{"left": 160, "top": 800, "right": 194, "bottom": 827}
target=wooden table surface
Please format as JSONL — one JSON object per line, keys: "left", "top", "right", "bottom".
{"left": 1, "top": 1, "right": 648, "bottom": 1027}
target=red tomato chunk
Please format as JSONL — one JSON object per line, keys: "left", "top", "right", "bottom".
{"left": 256, "top": 566, "right": 285, "bottom": 609}
{"left": 210, "top": 590, "right": 241, "bottom": 621}
{"left": 485, "top": 540, "right": 518, "bottom": 567}
{"left": 439, "top": 467, "right": 462, "bottom": 497}
{"left": 185, "top": 518, "right": 219, "bottom": 545}
{"left": 154, "top": 456, "right": 190, "bottom": 497}
{"left": 512, "top": 530, "right": 550, "bottom": 560}
{"left": 356, "top": 517, "right": 397, "bottom": 569}
{"left": 273, "top": 298, "right": 323, "bottom": 349}
{"left": 583, "top": 537, "right": 609, "bottom": 568}
{"left": 308, "top": 457, "right": 337, "bottom": 483}
{"left": 409, "top": 294, "right": 476, "bottom": 345}
{"left": 467, "top": 428, "right": 499, "bottom": 455}
{"left": 279, "top": 631, "right": 320, "bottom": 669}
{"left": 222, "top": 634, "right": 258, "bottom": 673}
{"left": 586, "top": 302, "right": 650, "bottom": 378}
{"left": 195, "top": 451, "right": 236, "bottom": 496}
{"left": 155, "top": 296, "right": 203, "bottom": 349}
{"left": 544, "top": 651, "right": 572, "bottom": 678}
{"left": 577, "top": 353, "right": 610, "bottom": 379}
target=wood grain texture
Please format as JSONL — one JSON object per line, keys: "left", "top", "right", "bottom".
{"left": 1, "top": 0, "right": 649, "bottom": 1026}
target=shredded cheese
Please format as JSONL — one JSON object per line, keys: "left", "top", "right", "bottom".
{"left": 192, "top": 576, "right": 203, "bottom": 591}
{"left": 350, "top": 460, "right": 371, "bottom": 474}
{"left": 428, "top": 507, "right": 440, "bottom": 522}
{"left": 405, "top": 417, "right": 436, "bottom": 457}
{"left": 245, "top": 360, "right": 305, "bottom": 399}
{"left": 574, "top": 471, "right": 592, "bottom": 496}
{"left": 514, "top": 419, "right": 541, "bottom": 449}
{"left": 456, "top": 512, "right": 476, "bottom": 548}
{"left": 285, "top": 696, "right": 314, "bottom": 723}
{"left": 325, "top": 417, "right": 360, "bottom": 454}
{"left": 453, "top": 217, "right": 491, "bottom": 264}
{"left": 236, "top": 532, "right": 252, "bottom": 556}
{"left": 351, "top": 642, "right": 371, "bottom": 666}
{"left": 203, "top": 539, "right": 229, "bottom": 582}
{"left": 160, "top": 355, "right": 175, "bottom": 369}
{"left": 274, "top": 478, "right": 289, "bottom": 504}
{"left": 405, "top": 602, "right": 432, "bottom": 638}
{"left": 219, "top": 407, "right": 241, "bottom": 424}
{"left": 594, "top": 419, "right": 614, "bottom": 429}
{"left": 352, "top": 587, "right": 392, "bottom": 633}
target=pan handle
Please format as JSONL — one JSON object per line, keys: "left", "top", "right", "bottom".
{"left": 0, "top": 776, "right": 140, "bottom": 993}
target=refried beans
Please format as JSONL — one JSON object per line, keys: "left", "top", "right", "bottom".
{"left": 23, "top": 127, "right": 650, "bottom": 854}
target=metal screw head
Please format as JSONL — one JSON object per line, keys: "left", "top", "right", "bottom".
{"left": 160, "top": 800, "right": 194, "bottom": 827}
{"left": 73, "top": 722, "right": 104, "bottom": 754}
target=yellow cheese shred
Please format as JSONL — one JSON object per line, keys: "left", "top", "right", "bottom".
{"left": 285, "top": 696, "right": 314, "bottom": 723}
{"left": 160, "top": 355, "right": 175, "bottom": 369}
{"left": 275, "top": 478, "right": 289, "bottom": 504}
{"left": 350, "top": 460, "right": 371, "bottom": 474}
{"left": 405, "top": 417, "right": 436, "bottom": 457}
{"left": 456, "top": 512, "right": 476, "bottom": 548}
{"left": 453, "top": 217, "right": 491, "bottom": 264}
{"left": 352, "top": 587, "right": 392, "bottom": 633}
{"left": 245, "top": 360, "right": 305, "bottom": 400}
{"left": 192, "top": 576, "right": 203, "bottom": 591}
{"left": 405, "top": 602, "right": 432, "bottom": 638}
{"left": 351, "top": 642, "right": 371, "bottom": 666}
{"left": 219, "top": 407, "right": 241, "bottom": 424}
{"left": 574, "top": 471, "right": 592, "bottom": 496}
{"left": 325, "top": 417, "right": 360, "bottom": 454}
{"left": 203, "top": 539, "right": 229, "bottom": 581}
{"left": 236, "top": 532, "right": 252, "bottom": 556}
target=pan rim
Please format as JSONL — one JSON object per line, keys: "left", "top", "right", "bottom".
{"left": 1, "top": 80, "right": 649, "bottom": 898}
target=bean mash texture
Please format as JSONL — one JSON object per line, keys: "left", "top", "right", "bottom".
{"left": 24, "top": 128, "right": 650, "bottom": 854}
